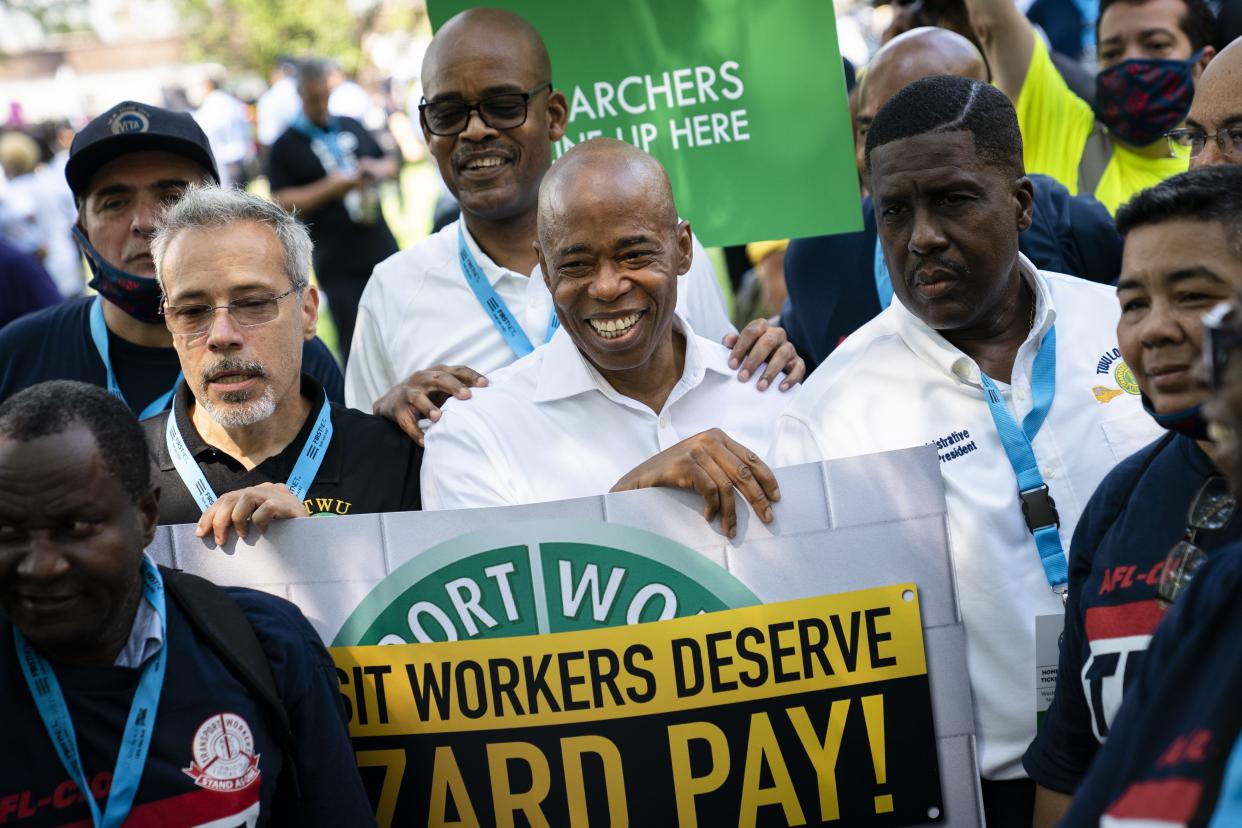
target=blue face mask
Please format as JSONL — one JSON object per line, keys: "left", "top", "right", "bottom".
{"left": 1094, "top": 50, "right": 1203, "bottom": 147}
{"left": 1142, "top": 392, "right": 1210, "bottom": 441}
{"left": 72, "top": 225, "right": 165, "bottom": 325}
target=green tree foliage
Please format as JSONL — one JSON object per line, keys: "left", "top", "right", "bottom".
{"left": 0, "top": 0, "right": 92, "bottom": 35}
{"left": 175, "top": 0, "right": 369, "bottom": 76}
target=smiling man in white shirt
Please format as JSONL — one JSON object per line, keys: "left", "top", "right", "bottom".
{"left": 769, "top": 76, "right": 1161, "bottom": 826}
{"left": 345, "top": 7, "right": 803, "bottom": 445}
{"left": 422, "top": 139, "right": 789, "bottom": 536}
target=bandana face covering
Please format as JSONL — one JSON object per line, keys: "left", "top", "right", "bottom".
{"left": 1094, "top": 50, "right": 1203, "bottom": 147}
{"left": 73, "top": 225, "right": 165, "bottom": 324}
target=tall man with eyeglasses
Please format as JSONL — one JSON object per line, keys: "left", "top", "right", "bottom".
{"left": 142, "top": 186, "right": 421, "bottom": 543}
{"left": 345, "top": 7, "right": 803, "bottom": 445}
{"left": 268, "top": 58, "right": 400, "bottom": 360}
{"left": 0, "top": 101, "right": 345, "bottom": 409}
{"left": 1178, "top": 35, "right": 1242, "bottom": 169}
{"left": 1022, "top": 165, "right": 1242, "bottom": 827}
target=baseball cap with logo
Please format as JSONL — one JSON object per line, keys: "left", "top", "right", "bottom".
{"left": 65, "top": 101, "right": 220, "bottom": 199}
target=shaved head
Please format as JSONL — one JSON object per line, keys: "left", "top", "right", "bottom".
{"left": 539, "top": 138, "right": 677, "bottom": 247}
{"left": 535, "top": 138, "right": 691, "bottom": 382}
{"left": 423, "top": 8, "right": 552, "bottom": 92}
{"left": 419, "top": 7, "right": 567, "bottom": 226}
{"left": 856, "top": 27, "right": 988, "bottom": 187}
{"left": 1187, "top": 37, "right": 1242, "bottom": 168}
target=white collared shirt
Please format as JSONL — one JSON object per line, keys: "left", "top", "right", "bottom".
{"left": 769, "top": 256, "right": 1162, "bottom": 780}
{"left": 345, "top": 219, "right": 734, "bottom": 411}
{"left": 422, "top": 317, "right": 792, "bottom": 510}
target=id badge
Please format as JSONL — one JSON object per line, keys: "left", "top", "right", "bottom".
{"left": 1036, "top": 613, "right": 1064, "bottom": 729}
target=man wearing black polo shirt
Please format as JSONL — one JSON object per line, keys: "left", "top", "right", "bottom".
{"left": 0, "top": 101, "right": 344, "bottom": 410}
{"left": 142, "top": 186, "right": 420, "bottom": 542}
{"left": 267, "top": 59, "right": 399, "bottom": 359}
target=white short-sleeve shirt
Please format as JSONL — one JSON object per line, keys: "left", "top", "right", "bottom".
{"left": 422, "top": 317, "right": 791, "bottom": 510}
{"left": 344, "top": 219, "right": 734, "bottom": 411}
{"left": 769, "top": 256, "right": 1162, "bottom": 780}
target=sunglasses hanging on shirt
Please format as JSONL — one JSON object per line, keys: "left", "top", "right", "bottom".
{"left": 1156, "top": 474, "right": 1237, "bottom": 605}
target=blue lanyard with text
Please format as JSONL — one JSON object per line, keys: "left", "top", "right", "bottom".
{"left": 291, "top": 113, "right": 346, "bottom": 168}
{"left": 979, "top": 324, "right": 1069, "bottom": 595}
{"left": 89, "top": 297, "right": 181, "bottom": 419}
{"left": 16, "top": 558, "right": 167, "bottom": 828}
{"left": 457, "top": 222, "right": 559, "bottom": 358}
{"left": 873, "top": 236, "right": 894, "bottom": 309}
{"left": 165, "top": 396, "right": 334, "bottom": 513}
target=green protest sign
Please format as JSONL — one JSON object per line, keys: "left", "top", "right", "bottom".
{"left": 427, "top": 0, "right": 862, "bottom": 246}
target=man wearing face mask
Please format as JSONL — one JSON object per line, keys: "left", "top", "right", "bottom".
{"left": 0, "top": 101, "right": 344, "bottom": 411}
{"left": 966, "top": 0, "right": 1217, "bottom": 214}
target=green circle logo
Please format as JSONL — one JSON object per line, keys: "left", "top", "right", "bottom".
{"left": 332, "top": 520, "right": 759, "bottom": 647}
{"left": 1114, "top": 361, "right": 1140, "bottom": 395}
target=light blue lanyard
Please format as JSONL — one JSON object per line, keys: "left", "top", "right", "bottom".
{"left": 873, "top": 236, "right": 894, "bottom": 309}
{"left": 291, "top": 113, "right": 347, "bottom": 168}
{"left": 16, "top": 558, "right": 167, "bottom": 828}
{"left": 1210, "top": 731, "right": 1242, "bottom": 826}
{"left": 457, "top": 222, "right": 559, "bottom": 358}
{"left": 165, "top": 395, "right": 334, "bottom": 513}
{"left": 89, "top": 297, "right": 181, "bottom": 420}
{"left": 979, "top": 325, "right": 1069, "bottom": 594}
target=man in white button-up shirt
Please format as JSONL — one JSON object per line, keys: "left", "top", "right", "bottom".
{"left": 423, "top": 139, "right": 790, "bottom": 536}
{"left": 346, "top": 7, "right": 804, "bottom": 443}
{"left": 770, "top": 76, "right": 1161, "bottom": 824}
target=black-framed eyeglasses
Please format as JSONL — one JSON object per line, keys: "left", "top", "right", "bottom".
{"left": 1156, "top": 474, "right": 1237, "bottom": 605}
{"left": 1202, "top": 302, "right": 1242, "bottom": 391}
{"left": 160, "top": 289, "right": 296, "bottom": 338}
{"left": 1166, "top": 127, "right": 1242, "bottom": 160}
{"left": 419, "top": 81, "right": 552, "bottom": 136}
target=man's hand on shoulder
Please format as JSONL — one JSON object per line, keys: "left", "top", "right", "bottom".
{"left": 611, "top": 429, "right": 780, "bottom": 538}
{"left": 196, "top": 482, "right": 308, "bottom": 545}
{"left": 372, "top": 364, "right": 489, "bottom": 446}
{"left": 723, "top": 318, "right": 806, "bottom": 392}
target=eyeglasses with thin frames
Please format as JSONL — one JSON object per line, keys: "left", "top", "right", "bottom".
{"left": 419, "top": 81, "right": 552, "bottom": 137}
{"left": 160, "top": 289, "right": 296, "bottom": 339}
{"left": 1166, "top": 127, "right": 1242, "bottom": 161}
{"left": 1156, "top": 474, "right": 1237, "bottom": 605}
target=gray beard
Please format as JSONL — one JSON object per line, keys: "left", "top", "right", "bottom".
{"left": 201, "top": 385, "right": 277, "bottom": 428}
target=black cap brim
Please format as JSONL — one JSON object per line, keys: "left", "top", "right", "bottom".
{"left": 66, "top": 132, "right": 219, "bottom": 200}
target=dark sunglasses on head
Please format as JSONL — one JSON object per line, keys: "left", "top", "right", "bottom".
{"left": 419, "top": 81, "right": 552, "bottom": 137}
{"left": 1157, "top": 474, "right": 1237, "bottom": 605}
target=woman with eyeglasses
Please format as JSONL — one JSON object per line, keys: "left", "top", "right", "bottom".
{"left": 1024, "top": 167, "right": 1242, "bottom": 826}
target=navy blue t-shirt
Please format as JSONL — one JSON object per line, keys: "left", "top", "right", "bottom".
{"left": 1025, "top": 433, "right": 1242, "bottom": 793}
{"left": 780, "top": 174, "right": 1123, "bottom": 372}
{"left": 1061, "top": 542, "right": 1242, "bottom": 827}
{"left": 0, "top": 238, "right": 61, "bottom": 328}
{"left": 0, "top": 586, "right": 375, "bottom": 827}
{"left": 0, "top": 295, "right": 344, "bottom": 410}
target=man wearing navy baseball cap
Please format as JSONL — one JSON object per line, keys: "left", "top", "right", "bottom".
{"left": 0, "top": 101, "right": 345, "bottom": 414}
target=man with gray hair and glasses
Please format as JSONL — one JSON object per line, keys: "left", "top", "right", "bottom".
{"left": 143, "top": 186, "right": 422, "bottom": 543}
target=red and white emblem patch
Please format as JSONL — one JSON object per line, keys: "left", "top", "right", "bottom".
{"left": 182, "top": 712, "right": 262, "bottom": 792}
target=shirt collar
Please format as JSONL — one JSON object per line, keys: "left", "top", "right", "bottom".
{"left": 458, "top": 219, "right": 524, "bottom": 287}
{"left": 113, "top": 555, "right": 164, "bottom": 669}
{"left": 533, "top": 313, "right": 726, "bottom": 405}
{"left": 159, "top": 374, "right": 341, "bottom": 484}
{"left": 888, "top": 253, "right": 1057, "bottom": 387}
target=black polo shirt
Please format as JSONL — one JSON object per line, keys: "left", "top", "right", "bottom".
{"left": 143, "top": 374, "right": 421, "bottom": 526}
